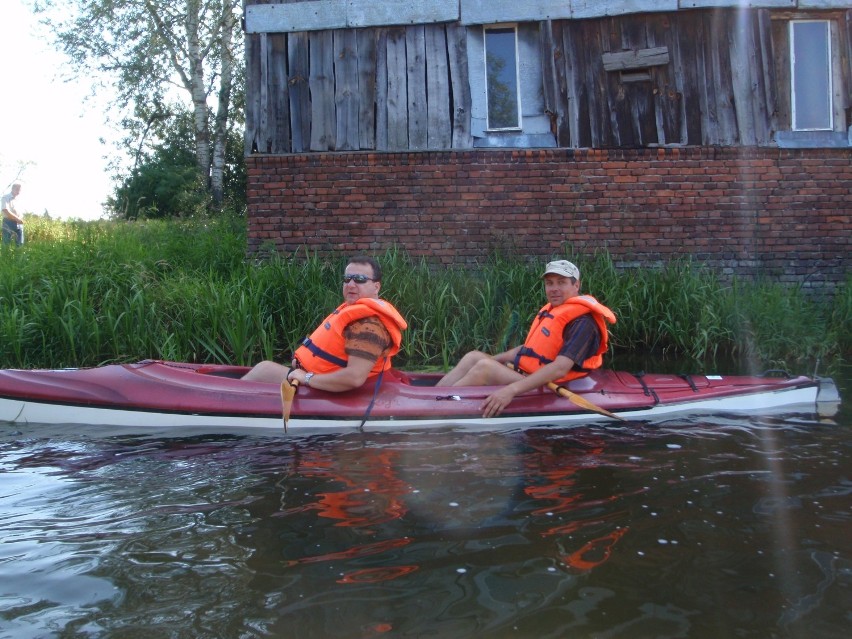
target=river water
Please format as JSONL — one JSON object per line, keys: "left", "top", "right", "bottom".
{"left": 1, "top": 372, "right": 849, "bottom": 639}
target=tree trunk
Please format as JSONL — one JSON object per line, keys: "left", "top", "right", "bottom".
{"left": 186, "top": 2, "right": 212, "bottom": 194}
{"left": 210, "top": 5, "right": 236, "bottom": 206}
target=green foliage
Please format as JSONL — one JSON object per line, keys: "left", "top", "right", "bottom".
{"left": 0, "top": 218, "right": 847, "bottom": 375}
{"left": 828, "top": 274, "right": 852, "bottom": 357}
{"left": 604, "top": 258, "right": 733, "bottom": 360}
{"left": 112, "top": 159, "right": 206, "bottom": 219}
{"left": 109, "top": 108, "right": 246, "bottom": 219}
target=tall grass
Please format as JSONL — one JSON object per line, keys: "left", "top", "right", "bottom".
{"left": 1, "top": 216, "right": 847, "bottom": 374}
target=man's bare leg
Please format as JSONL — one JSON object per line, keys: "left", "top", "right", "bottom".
{"left": 436, "top": 351, "right": 490, "bottom": 385}
{"left": 241, "top": 360, "right": 291, "bottom": 383}
{"left": 452, "top": 357, "right": 523, "bottom": 387}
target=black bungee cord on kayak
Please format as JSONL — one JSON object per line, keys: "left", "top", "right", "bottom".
{"left": 358, "top": 358, "right": 388, "bottom": 431}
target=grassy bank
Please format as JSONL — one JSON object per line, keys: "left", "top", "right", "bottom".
{"left": 2, "top": 216, "right": 848, "bottom": 374}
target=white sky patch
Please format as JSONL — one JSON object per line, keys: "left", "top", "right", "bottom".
{"left": 1, "top": 0, "right": 122, "bottom": 220}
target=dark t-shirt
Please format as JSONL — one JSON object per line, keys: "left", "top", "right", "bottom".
{"left": 558, "top": 314, "right": 600, "bottom": 367}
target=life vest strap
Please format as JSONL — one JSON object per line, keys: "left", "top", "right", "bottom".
{"left": 515, "top": 345, "right": 553, "bottom": 367}
{"left": 515, "top": 345, "right": 592, "bottom": 373}
{"left": 300, "top": 338, "right": 348, "bottom": 368}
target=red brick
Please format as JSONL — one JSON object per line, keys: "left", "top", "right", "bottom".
{"left": 245, "top": 148, "right": 850, "bottom": 294}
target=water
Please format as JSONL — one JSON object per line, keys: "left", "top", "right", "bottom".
{"left": 1, "top": 376, "right": 850, "bottom": 638}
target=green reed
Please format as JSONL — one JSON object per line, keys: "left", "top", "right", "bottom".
{"left": 0, "top": 217, "right": 847, "bottom": 374}
{"left": 830, "top": 274, "right": 852, "bottom": 357}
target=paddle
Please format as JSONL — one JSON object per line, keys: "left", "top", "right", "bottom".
{"left": 280, "top": 378, "right": 299, "bottom": 431}
{"left": 504, "top": 362, "right": 625, "bottom": 421}
{"left": 546, "top": 380, "right": 625, "bottom": 421}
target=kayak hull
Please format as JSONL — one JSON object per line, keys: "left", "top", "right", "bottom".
{"left": 0, "top": 360, "right": 837, "bottom": 433}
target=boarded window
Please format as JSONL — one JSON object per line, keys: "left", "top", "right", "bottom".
{"left": 484, "top": 26, "right": 521, "bottom": 130}
{"left": 790, "top": 20, "right": 833, "bottom": 131}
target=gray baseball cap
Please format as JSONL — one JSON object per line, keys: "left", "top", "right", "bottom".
{"left": 542, "top": 260, "right": 580, "bottom": 279}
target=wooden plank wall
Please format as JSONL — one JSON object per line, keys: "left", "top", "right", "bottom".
{"left": 547, "top": 9, "right": 790, "bottom": 148}
{"left": 447, "top": 24, "right": 473, "bottom": 148}
{"left": 385, "top": 28, "right": 409, "bottom": 150}
{"left": 246, "top": 23, "right": 472, "bottom": 153}
{"left": 288, "top": 33, "right": 311, "bottom": 152}
{"left": 244, "top": 8, "right": 851, "bottom": 154}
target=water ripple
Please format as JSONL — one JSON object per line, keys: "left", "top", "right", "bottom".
{"left": 2, "top": 415, "right": 850, "bottom": 638}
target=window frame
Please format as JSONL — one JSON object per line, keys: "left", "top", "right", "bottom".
{"left": 483, "top": 24, "right": 522, "bottom": 132}
{"left": 789, "top": 19, "right": 834, "bottom": 132}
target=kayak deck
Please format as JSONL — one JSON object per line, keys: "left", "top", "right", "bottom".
{"left": 0, "top": 360, "right": 838, "bottom": 432}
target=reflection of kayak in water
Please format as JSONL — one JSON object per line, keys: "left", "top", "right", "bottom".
{"left": 0, "top": 360, "right": 839, "bottom": 433}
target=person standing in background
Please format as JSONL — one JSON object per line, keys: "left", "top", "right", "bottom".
{"left": 1, "top": 182, "right": 24, "bottom": 245}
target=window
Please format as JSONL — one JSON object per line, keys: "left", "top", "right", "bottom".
{"left": 790, "top": 20, "right": 833, "bottom": 131}
{"left": 484, "top": 26, "right": 521, "bottom": 130}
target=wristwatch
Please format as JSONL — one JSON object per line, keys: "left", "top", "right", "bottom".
{"left": 304, "top": 372, "right": 315, "bottom": 386}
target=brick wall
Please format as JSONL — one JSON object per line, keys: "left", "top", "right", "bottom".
{"left": 246, "top": 147, "right": 851, "bottom": 296}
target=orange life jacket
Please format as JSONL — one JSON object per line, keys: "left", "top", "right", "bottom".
{"left": 294, "top": 298, "right": 408, "bottom": 376}
{"left": 513, "top": 295, "right": 616, "bottom": 383}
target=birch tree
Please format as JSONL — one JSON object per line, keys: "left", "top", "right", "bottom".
{"left": 33, "top": 0, "right": 242, "bottom": 206}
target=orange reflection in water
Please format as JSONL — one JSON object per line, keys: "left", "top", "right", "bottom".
{"left": 283, "top": 537, "right": 412, "bottom": 568}
{"left": 521, "top": 434, "right": 607, "bottom": 521}
{"left": 562, "top": 526, "right": 629, "bottom": 572}
{"left": 524, "top": 471, "right": 581, "bottom": 516}
{"left": 297, "top": 448, "right": 411, "bottom": 528}
{"left": 337, "top": 565, "right": 419, "bottom": 584}
{"left": 280, "top": 446, "right": 418, "bottom": 582}
{"left": 521, "top": 433, "right": 630, "bottom": 571}
{"left": 361, "top": 622, "right": 394, "bottom": 635}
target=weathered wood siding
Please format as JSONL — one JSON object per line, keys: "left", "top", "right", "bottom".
{"left": 246, "top": 23, "right": 472, "bottom": 152}
{"left": 244, "top": 6, "right": 852, "bottom": 153}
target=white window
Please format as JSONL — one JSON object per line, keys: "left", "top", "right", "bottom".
{"left": 790, "top": 20, "right": 833, "bottom": 131}
{"left": 484, "top": 25, "right": 521, "bottom": 130}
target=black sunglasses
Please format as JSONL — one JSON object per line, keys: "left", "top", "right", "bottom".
{"left": 342, "top": 274, "right": 376, "bottom": 284}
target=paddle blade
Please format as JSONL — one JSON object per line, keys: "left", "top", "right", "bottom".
{"left": 548, "top": 382, "right": 626, "bottom": 422}
{"left": 280, "top": 379, "right": 299, "bottom": 430}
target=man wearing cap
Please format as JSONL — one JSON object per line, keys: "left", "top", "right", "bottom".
{"left": 437, "top": 260, "right": 616, "bottom": 417}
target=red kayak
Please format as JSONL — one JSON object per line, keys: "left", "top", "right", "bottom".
{"left": 0, "top": 360, "right": 838, "bottom": 433}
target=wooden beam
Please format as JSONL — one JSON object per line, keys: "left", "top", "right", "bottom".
{"left": 309, "top": 31, "right": 336, "bottom": 151}
{"left": 246, "top": 0, "right": 458, "bottom": 34}
{"left": 288, "top": 33, "right": 311, "bottom": 152}
{"left": 602, "top": 46, "right": 669, "bottom": 72}
{"left": 425, "top": 25, "right": 452, "bottom": 149}
{"left": 334, "top": 29, "right": 359, "bottom": 151}
{"left": 406, "top": 26, "right": 428, "bottom": 150}
{"left": 460, "top": 0, "right": 678, "bottom": 25}
{"left": 447, "top": 24, "right": 473, "bottom": 148}
{"left": 385, "top": 28, "right": 408, "bottom": 150}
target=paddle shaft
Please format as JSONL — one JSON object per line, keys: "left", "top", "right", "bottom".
{"left": 503, "top": 362, "right": 625, "bottom": 421}
{"left": 546, "top": 381, "right": 625, "bottom": 421}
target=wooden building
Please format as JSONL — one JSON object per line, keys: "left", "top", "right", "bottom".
{"left": 243, "top": 1, "right": 851, "bottom": 296}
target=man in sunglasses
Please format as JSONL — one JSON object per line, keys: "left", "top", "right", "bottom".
{"left": 437, "top": 260, "right": 616, "bottom": 418}
{"left": 242, "top": 255, "right": 408, "bottom": 391}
